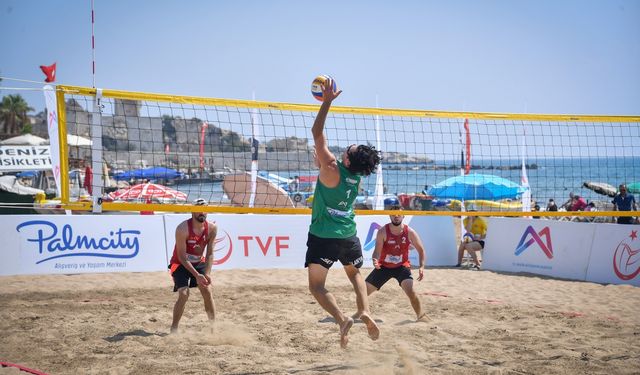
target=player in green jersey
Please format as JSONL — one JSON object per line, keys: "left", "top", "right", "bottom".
{"left": 305, "top": 77, "right": 382, "bottom": 348}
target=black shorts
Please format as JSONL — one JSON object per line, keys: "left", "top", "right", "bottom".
{"left": 305, "top": 232, "right": 364, "bottom": 269}
{"left": 366, "top": 266, "right": 413, "bottom": 290}
{"left": 475, "top": 240, "right": 485, "bottom": 249}
{"left": 171, "top": 262, "right": 207, "bottom": 292}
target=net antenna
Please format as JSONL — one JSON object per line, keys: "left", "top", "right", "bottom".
{"left": 91, "top": 0, "right": 97, "bottom": 89}
{"left": 90, "top": 0, "right": 104, "bottom": 212}
{"left": 249, "top": 91, "right": 260, "bottom": 208}
{"left": 373, "top": 94, "right": 384, "bottom": 210}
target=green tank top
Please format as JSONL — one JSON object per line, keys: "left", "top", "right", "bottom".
{"left": 309, "top": 161, "right": 361, "bottom": 238}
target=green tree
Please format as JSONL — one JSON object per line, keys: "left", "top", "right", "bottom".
{"left": 0, "top": 94, "right": 34, "bottom": 135}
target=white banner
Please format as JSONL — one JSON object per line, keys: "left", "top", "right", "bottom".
{"left": 483, "top": 218, "right": 595, "bottom": 281}
{"left": 408, "top": 216, "right": 458, "bottom": 266}
{"left": 0, "top": 145, "right": 51, "bottom": 171}
{"left": 44, "top": 85, "right": 62, "bottom": 196}
{"left": 164, "top": 214, "right": 308, "bottom": 269}
{"left": 1, "top": 215, "right": 168, "bottom": 276}
{"left": 585, "top": 223, "right": 640, "bottom": 286}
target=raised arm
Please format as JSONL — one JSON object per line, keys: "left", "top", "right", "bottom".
{"left": 312, "top": 78, "right": 342, "bottom": 188}
{"left": 408, "top": 228, "right": 425, "bottom": 281}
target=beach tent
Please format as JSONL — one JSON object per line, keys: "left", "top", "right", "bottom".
{"left": 0, "top": 134, "right": 48, "bottom": 145}
{"left": 112, "top": 166, "right": 183, "bottom": 181}
{"left": 428, "top": 173, "right": 523, "bottom": 201}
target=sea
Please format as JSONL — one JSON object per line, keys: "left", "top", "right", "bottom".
{"left": 178, "top": 157, "right": 639, "bottom": 207}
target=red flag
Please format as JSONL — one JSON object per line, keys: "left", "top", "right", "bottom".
{"left": 40, "top": 62, "right": 57, "bottom": 83}
{"left": 83, "top": 165, "right": 93, "bottom": 195}
{"left": 463, "top": 119, "right": 471, "bottom": 174}
{"left": 199, "top": 122, "right": 208, "bottom": 169}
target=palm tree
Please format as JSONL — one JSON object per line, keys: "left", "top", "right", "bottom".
{"left": 0, "top": 94, "right": 34, "bottom": 135}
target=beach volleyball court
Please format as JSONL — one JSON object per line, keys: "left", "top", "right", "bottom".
{"left": 1, "top": 268, "right": 638, "bottom": 374}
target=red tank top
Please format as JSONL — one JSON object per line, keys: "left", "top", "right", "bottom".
{"left": 170, "top": 220, "right": 210, "bottom": 265}
{"left": 379, "top": 223, "right": 411, "bottom": 269}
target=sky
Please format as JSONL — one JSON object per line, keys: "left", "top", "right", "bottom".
{"left": 1, "top": 0, "right": 639, "bottom": 116}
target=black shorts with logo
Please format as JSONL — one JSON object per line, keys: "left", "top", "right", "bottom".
{"left": 365, "top": 266, "right": 413, "bottom": 290}
{"left": 305, "top": 232, "right": 364, "bottom": 269}
{"left": 171, "top": 262, "right": 207, "bottom": 292}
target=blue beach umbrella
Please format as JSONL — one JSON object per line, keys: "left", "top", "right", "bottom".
{"left": 113, "top": 166, "right": 183, "bottom": 181}
{"left": 428, "top": 174, "right": 524, "bottom": 200}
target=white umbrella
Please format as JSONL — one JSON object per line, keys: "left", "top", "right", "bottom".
{"left": 0, "top": 134, "right": 48, "bottom": 145}
{"left": 67, "top": 134, "right": 93, "bottom": 147}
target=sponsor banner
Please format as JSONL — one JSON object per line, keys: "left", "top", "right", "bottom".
{"left": 0, "top": 145, "right": 52, "bottom": 171}
{"left": 483, "top": 218, "right": 595, "bottom": 281}
{"left": 164, "top": 214, "right": 308, "bottom": 269}
{"left": 585, "top": 224, "right": 640, "bottom": 286}
{"left": 408, "top": 216, "right": 458, "bottom": 266}
{"left": 1, "top": 215, "right": 168, "bottom": 276}
{"left": 164, "top": 214, "right": 457, "bottom": 270}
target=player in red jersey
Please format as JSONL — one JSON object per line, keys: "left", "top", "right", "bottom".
{"left": 168, "top": 198, "right": 218, "bottom": 333}
{"left": 355, "top": 206, "right": 428, "bottom": 321}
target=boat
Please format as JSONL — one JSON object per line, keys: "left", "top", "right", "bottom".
{"left": 222, "top": 172, "right": 294, "bottom": 208}
{"left": 0, "top": 175, "right": 45, "bottom": 214}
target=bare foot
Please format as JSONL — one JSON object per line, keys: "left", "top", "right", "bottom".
{"left": 170, "top": 326, "right": 178, "bottom": 334}
{"left": 417, "top": 313, "right": 430, "bottom": 322}
{"left": 360, "top": 313, "right": 380, "bottom": 341}
{"left": 339, "top": 317, "right": 354, "bottom": 349}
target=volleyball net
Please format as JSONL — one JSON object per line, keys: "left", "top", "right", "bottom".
{"left": 53, "top": 85, "right": 640, "bottom": 218}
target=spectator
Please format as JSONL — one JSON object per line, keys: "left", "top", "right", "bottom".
{"left": 612, "top": 184, "right": 637, "bottom": 224}
{"left": 533, "top": 204, "right": 541, "bottom": 219}
{"left": 560, "top": 192, "right": 575, "bottom": 210}
{"left": 547, "top": 199, "right": 558, "bottom": 212}
{"left": 455, "top": 205, "right": 486, "bottom": 270}
{"left": 289, "top": 175, "right": 300, "bottom": 192}
{"left": 570, "top": 195, "right": 587, "bottom": 211}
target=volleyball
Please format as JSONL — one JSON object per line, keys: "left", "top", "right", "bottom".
{"left": 462, "top": 232, "right": 474, "bottom": 243}
{"left": 311, "top": 75, "right": 337, "bottom": 102}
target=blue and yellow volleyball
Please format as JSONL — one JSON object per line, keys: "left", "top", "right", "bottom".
{"left": 462, "top": 232, "right": 475, "bottom": 243}
{"left": 311, "top": 75, "right": 337, "bottom": 102}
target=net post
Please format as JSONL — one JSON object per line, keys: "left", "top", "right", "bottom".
{"left": 55, "top": 88, "right": 70, "bottom": 204}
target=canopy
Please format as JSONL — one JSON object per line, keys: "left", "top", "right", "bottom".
{"left": 107, "top": 183, "right": 187, "bottom": 203}
{"left": 0, "top": 134, "right": 48, "bottom": 145}
{"left": 112, "top": 166, "right": 183, "bottom": 181}
{"left": 67, "top": 134, "right": 93, "bottom": 147}
{"left": 582, "top": 181, "right": 617, "bottom": 198}
{"left": 427, "top": 173, "right": 523, "bottom": 200}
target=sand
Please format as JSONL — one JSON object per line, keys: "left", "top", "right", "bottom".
{"left": 1, "top": 267, "right": 639, "bottom": 375}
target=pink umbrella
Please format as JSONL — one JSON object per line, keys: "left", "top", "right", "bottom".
{"left": 107, "top": 183, "right": 188, "bottom": 203}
